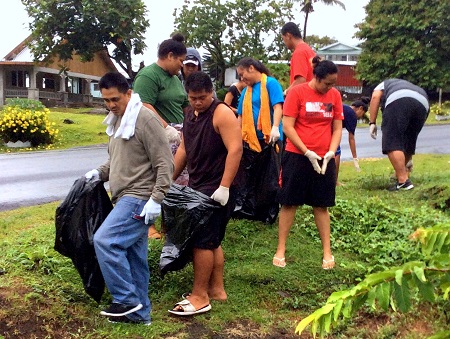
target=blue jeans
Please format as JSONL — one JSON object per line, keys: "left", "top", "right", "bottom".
{"left": 93, "top": 196, "right": 151, "bottom": 322}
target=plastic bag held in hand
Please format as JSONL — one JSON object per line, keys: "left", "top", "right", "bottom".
{"left": 140, "top": 198, "right": 161, "bottom": 224}
{"left": 353, "top": 158, "right": 361, "bottom": 172}
{"left": 269, "top": 125, "right": 280, "bottom": 144}
{"left": 321, "top": 151, "right": 335, "bottom": 175}
{"left": 85, "top": 169, "right": 99, "bottom": 181}
{"left": 369, "top": 124, "right": 377, "bottom": 139}
{"left": 165, "top": 125, "right": 181, "bottom": 143}
{"left": 211, "top": 185, "right": 229, "bottom": 206}
{"left": 304, "top": 150, "right": 322, "bottom": 174}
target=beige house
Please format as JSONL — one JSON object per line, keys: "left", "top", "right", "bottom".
{"left": 0, "top": 36, "right": 118, "bottom": 106}
{"left": 317, "top": 42, "right": 363, "bottom": 94}
{"left": 317, "top": 42, "right": 361, "bottom": 63}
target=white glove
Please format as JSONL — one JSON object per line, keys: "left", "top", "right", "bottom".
{"left": 321, "top": 151, "right": 335, "bottom": 175}
{"left": 139, "top": 198, "right": 161, "bottom": 224}
{"left": 304, "top": 150, "right": 322, "bottom": 174}
{"left": 85, "top": 169, "right": 99, "bottom": 181}
{"left": 211, "top": 185, "right": 229, "bottom": 206}
{"left": 269, "top": 125, "right": 280, "bottom": 144}
{"left": 165, "top": 125, "right": 181, "bottom": 144}
{"left": 353, "top": 158, "right": 361, "bottom": 172}
{"left": 369, "top": 124, "right": 377, "bottom": 139}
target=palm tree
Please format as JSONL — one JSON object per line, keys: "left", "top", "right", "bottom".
{"left": 300, "top": 0, "right": 346, "bottom": 41}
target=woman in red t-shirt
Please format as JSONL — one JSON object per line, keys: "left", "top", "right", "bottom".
{"left": 273, "top": 56, "right": 343, "bottom": 270}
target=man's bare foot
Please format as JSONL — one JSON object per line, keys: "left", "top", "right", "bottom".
{"left": 182, "top": 290, "right": 227, "bottom": 301}
{"left": 178, "top": 294, "right": 210, "bottom": 311}
{"left": 148, "top": 225, "right": 161, "bottom": 239}
{"left": 208, "top": 289, "right": 227, "bottom": 301}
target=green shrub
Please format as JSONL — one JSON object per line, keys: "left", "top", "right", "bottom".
{"left": 267, "top": 62, "right": 290, "bottom": 90}
{"left": 0, "top": 99, "right": 59, "bottom": 146}
{"left": 5, "top": 98, "right": 47, "bottom": 111}
{"left": 297, "top": 197, "right": 447, "bottom": 271}
{"left": 215, "top": 87, "right": 227, "bottom": 101}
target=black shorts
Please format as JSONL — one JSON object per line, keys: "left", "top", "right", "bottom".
{"left": 381, "top": 97, "right": 428, "bottom": 155}
{"left": 194, "top": 188, "right": 236, "bottom": 250}
{"left": 278, "top": 151, "right": 336, "bottom": 207}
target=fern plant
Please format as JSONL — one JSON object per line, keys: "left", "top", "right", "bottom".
{"left": 296, "top": 223, "right": 450, "bottom": 338}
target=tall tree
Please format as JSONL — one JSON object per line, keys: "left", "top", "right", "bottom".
{"left": 21, "top": 0, "right": 149, "bottom": 78}
{"left": 174, "top": 0, "right": 229, "bottom": 88}
{"left": 174, "top": 0, "right": 294, "bottom": 87}
{"left": 355, "top": 0, "right": 450, "bottom": 90}
{"left": 305, "top": 35, "right": 337, "bottom": 50}
{"left": 299, "top": 0, "right": 345, "bottom": 41}
{"left": 229, "top": 0, "right": 294, "bottom": 61}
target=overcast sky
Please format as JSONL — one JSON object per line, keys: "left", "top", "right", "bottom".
{"left": 1, "top": 0, "right": 370, "bottom": 69}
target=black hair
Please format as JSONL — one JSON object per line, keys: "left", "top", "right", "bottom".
{"left": 311, "top": 56, "right": 338, "bottom": 80}
{"left": 158, "top": 32, "right": 187, "bottom": 59}
{"left": 360, "top": 96, "right": 370, "bottom": 105}
{"left": 351, "top": 96, "right": 370, "bottom": 112}
{"left": 185, "top": 71, "right": 214, "bottom": 93}
{"left": 281, "top": 22, "right": 302, "bottom": 38}
{"left": 99, "top": 72, "right": 130, "bottom": 94}
{"left": 236, "top": 57, "right": 271, "bottom": 76}
{"left": 351, "top": 100, "right": 368, "bottom": 112}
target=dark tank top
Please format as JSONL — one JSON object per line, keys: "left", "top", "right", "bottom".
{"left": 184, "top": 98, "right": 228, "bottom": 196}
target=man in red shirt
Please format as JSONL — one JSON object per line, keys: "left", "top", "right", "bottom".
{"left": 281, "top": 22, "right": 316, "bottom": 95}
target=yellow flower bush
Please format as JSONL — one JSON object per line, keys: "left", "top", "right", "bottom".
{"left": 429, "top": 101, "right": 450, "bottom": 116}
{"left": 0, "top": 99, "right": 59, "bottom": 147}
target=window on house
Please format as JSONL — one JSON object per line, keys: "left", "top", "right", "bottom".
{"left": 67, "top": 77, "right": 81, "bottom": 94}
{"left": 11, "top": 70, "right": 29, "bottom": 88}
{"left": 42, "top": 77, "right": 55, "bottom": 89}
{"left": 341, "top": 55, "right": 347, "bottom": 61}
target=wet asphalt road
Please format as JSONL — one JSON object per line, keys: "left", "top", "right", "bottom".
{"left": 0, "top": 124, "right": 448, "bottom": 211}
{"left": 0, "top": 145, "right": 108, "bottom": 211}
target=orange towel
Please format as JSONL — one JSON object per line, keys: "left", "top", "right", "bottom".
{"left": 242, "top": 74, "right": 271, "bottom": 152}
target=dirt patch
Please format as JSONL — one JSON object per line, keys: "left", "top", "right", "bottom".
{"left": 419, "top": 185, "right": 450, "bottom": 212}
{"left": 0, "top": 278, "right": 443, "bottom": 338}
{"left": 347, "top": 308, "right": 438, "bottom": 338}
{"left": 0, "top": 281, "right": 89, "bottom": 339}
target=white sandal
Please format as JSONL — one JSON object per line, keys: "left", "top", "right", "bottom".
{"left": 322, "top": 255, "right": 335, "bottom": 270}
{"left": 168, "top": 299, "right": 211, "bottom": 316}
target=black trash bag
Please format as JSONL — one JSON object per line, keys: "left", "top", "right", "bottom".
{"left": 55, "top": 177, "right": 113, "bottom": 302}
{"left": 160, "top": 184, "right": 220, "bottom": 276}
{"left": 233, "top": 142, "right": 281, "bottom": 224}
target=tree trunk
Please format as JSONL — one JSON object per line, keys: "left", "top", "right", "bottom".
{"left": 303, "top": 11, "right": 309, "bottom": 41}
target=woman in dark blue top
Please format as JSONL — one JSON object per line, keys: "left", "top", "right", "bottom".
{"left": 336, "top": 98, "right": 369, "bottom": 185}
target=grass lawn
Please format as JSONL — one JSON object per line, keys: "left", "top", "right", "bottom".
{"left": 1, "top": 153, "right": 449, "bottom": 338}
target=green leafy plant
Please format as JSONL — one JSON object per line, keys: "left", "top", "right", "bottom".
{"left": 295, "top": 223, "right": 450, "bottom": 338}
{"left": 0, "top": 99, "right": 59, "bottom": 146}
{"left": 297, "top": 197, "right": 446, "bottom": 272}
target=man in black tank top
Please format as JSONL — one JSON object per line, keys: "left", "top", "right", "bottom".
{"left": 169, "top": 72, "right": 243, "bottom": 316}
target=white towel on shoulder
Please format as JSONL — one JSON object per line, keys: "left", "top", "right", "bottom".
{"left": 103, "top": 93, "right": 143, "bottom": 140}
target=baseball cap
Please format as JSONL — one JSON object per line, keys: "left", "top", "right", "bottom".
{"left": 183, "top": 55, "right": 199, "bottom": 66}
